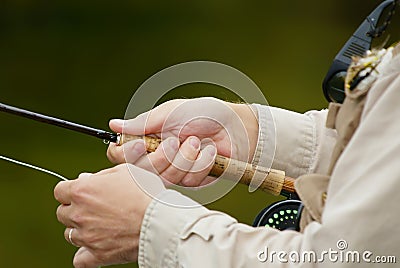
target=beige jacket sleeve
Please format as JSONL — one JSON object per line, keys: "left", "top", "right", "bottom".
{"left": 250, "top": 105, "right": 337, "bottom": 178}
{"left": 138, "top": 51, "right": 400, "bottom": 267}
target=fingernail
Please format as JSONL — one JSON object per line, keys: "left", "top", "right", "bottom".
{"left": 169, "top": 137, "right": 179, "bottom": 150}
{"left": 110, "top": 119, "right": 124, "bottom": 126}
{"left": 78, "top": 173, "right": 92, "bottom": 178}
{"left": 133, "top": 140, "right": 146, "bottom": 154}
{"left": 208, "top": 146, "right": 216, "bottom": 157}
{"left": 189, "top": 137, "right": 200, "bottom": 150}
{"left": 181, "top": 177, "right": 192, "bottom": 186}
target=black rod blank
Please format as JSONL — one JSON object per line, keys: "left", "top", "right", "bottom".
{"left": 0, "top": 102, "right": 118, "bottom": 143}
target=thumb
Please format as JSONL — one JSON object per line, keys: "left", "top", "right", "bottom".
{"left": 109, "top": 118, "right": 125, "bottom": 133}
{"left": 73, "top": 247, "right": 100, "bottom": 268}
{"left": 109, "top": 110, "right": 165, "bottom": 135}
{"left": 78, "top": 173, "right": 92, "bottom": 179}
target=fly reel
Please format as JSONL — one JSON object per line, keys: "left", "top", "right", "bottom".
{"left": 252, "top": 199, "right": 303, "bottom": 231}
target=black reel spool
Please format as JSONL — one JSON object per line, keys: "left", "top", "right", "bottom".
{"left": 322, "top": 0, "right": 396, "bottom": 103}
{"left": 252, "top": 199, "right": 303, "bottom": 231}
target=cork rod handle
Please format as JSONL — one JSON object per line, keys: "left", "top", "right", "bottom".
{"left": 119, "top": 134, "right": 296, "bottom": 196}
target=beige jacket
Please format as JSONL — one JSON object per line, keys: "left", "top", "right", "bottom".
{"left": 138, "top": 50, "right": 400, "bottom": 267}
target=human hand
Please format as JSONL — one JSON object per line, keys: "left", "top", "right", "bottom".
{"left": 107, "top": 97, "right": 259, "bottom": 187}
{"left": 54, "top": 164, "right": 164, "bottom": 268}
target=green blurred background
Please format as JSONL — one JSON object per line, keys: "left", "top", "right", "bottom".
{"left": 0, "top": 0, "right": 399, "bottom": 267}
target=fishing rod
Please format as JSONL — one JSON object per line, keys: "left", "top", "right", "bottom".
{"left": 0, "top": 102, "right": 296, "bottom": 198}
{"left": 0, "top": 102, "right": 119, "bottom": 143}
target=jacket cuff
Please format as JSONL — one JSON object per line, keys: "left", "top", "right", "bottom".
{"left": 251, "top": 104, "right": 327, "bottom": 178}
{"left": 138, "top": 190, "right": 216, "bottom": 267}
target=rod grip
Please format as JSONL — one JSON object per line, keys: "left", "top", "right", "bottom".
{"left": 119, "top": 134, "right": 296, "bottom": 196}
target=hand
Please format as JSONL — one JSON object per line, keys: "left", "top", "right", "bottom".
{"left": 107, "top": 97, "right": 258, "bottom": 187}
{"left": 54, "top": 164, "right": 164, "bottom": 268}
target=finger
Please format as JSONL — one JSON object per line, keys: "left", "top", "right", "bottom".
{"left": 109, "top": 118, "right": 125, "bottom": 133}
{"left": 109, "top": 110, "right": 163, "bottom": 136}
{"left": 135, "top": 136, "right": 179, "bottom": 175}
{"left": 181, "top": 145, "right": 217, "bottom": 187}
{"left": 57, "top": 204, "right": 79, "bottom": 227}
{"left": 54, "top": 180, "right": 73, "bottom": 204}
{"left": 107, "top": 139, "right": 147, "bottom": 164}
{"left": 160, "top": 136, "right": 201, "bottom": 184}
{"left": 73, "top": 247, "right": 100, "bottom": 268}
{"left": 110, "top": 99, "right": 185, "bottom": 135}
{"left": 78, "top": 173, "right": 92, "bottom": 179}
{"left": 107, "top": 142, "right": 124, "bottom": 164}
{"left": 199, "top": 176, "right": 218, "bottom": 186}
{"left": 94, "top": 165, "right": 122, "bottom": 176}
{"left": 64, "top": 227, "right": 81, "bottom": 247}
{"left": 122, "top": 139, "right": 147, "bottom": 163}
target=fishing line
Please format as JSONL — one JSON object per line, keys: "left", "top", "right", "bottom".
{"left": 0, "top": 155, "right": 69, "bottom": 181}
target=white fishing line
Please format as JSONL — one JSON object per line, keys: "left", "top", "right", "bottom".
{"left": 0, "top": 155, "right": 69, "bottom": 181}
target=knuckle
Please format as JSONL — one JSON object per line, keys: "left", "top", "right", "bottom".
{"left": 180, "top": 145, "right": 199, "bottom": 161}
{"left": 73, "top": 258, "right": 87, "bottom": 268}
{"left": 159, "top": 173, "right": 176, "bottom": 184}
{"left": 70, "top": 212, "right": 85, "bottom": 226}
{"left": 182, "top": 174, "right": 201, "bottom": 187}
{"left": 152, "top": 151, "right": 171, "bottom": 167}
{"left": 56, "top": 210, "right": 64, "bottom": 224}
{"left": 87, "top": 249, "right": 108, "bottom": 265}
{"left": 137, "top": 156, "right": 161, "bottom": 176}
{"left": 200, "top": 176, "right": 216, "bottom": 187}
{"left": 80, "top": 230, "right": 94, "bottom": 245}
{"left": 53, "top": 182, "right": 65, "bottom": 201}
{"left": 160, "top": 170, "right": 182, "bottom": 184}
{"left": 163, "top": 137, "right": 179, "bottom": 151}
{"left": 175, "top": 156, "right": 195, "bottom": 172}
{"left": 53, "top": 187, "right": 60, "bottom": 201}
{"left": 109, "top": 164, "right": 130, "bottom": 178}
{"left": 106, "top": 148, "right": 114, "bottom": 160}
{"left": 106, "top": 147, "right": 120, "bottom": 163}
{"left": 70, "top": 183, "right": 88, "bottom": 202}
{"left": 56, "top": 205, "right": 63, "bottom": 219}
{"left": 113, "top": 163, "right": 128, "bottom": 173}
